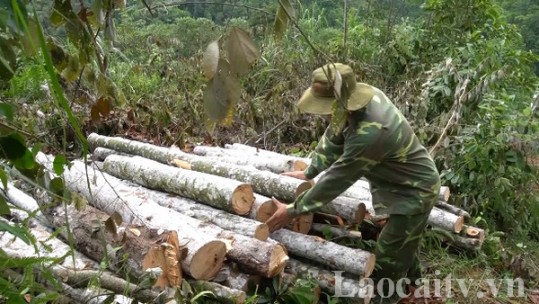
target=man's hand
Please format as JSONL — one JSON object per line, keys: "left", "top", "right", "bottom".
{"left": 265, "top": 197, "right": 294, "bottom": 232}
{"left": 281, "top": 170, "right": 307, "bottom": 180}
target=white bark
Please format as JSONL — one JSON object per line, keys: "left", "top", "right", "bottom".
{"left": 140, "top": 187, "right": 269, "bottom": 241}
{"left": 3, "top": 182, "right": 47, "bottom": 224}
{"left": 320, "top": 196, "right": 367, "bottom": 224}
{"left": 428, "top": 207, "right": 464, "bottom": 233}
{"left": 103, "top": 155, "right": 254, "bottom": 215}
{"left": 249, "top": 194, "right": 274, "bottom": 222}
{"left": 270, "top": 229, "right": 375, "bottom": 278}
{"left": 435, "top": 200, "right": 471, "bottom": 220}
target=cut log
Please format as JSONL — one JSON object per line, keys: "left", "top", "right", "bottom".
{"left": 88, "top": 132, "right": 199, "bottom": 164}
{"left": 286, "top": 259, "right": 371, "bottom": 302}
{"left": 92, "top": 146, "right": 132, "bottom": 161}
{"left": 270, "top": 229, "right": 375, "bottom": 278}
{"left": 310, "top": 223, "right": 362, "bottom": 241}
{"left": 103, "top": 155, "right": 254, "bottom": 215}
{"left": 37, "top": 155, "right": 287, "bottom": 278}
{"left": 248, "top": 194, "right": 312, "bottom": 234}
{"left": 0, "top": 218, "right": 165, "bottom": 303}
{"left": 439, "top": 186, "right": 450, "bottom": 202}
{"left": 170, "top": 156, "right": 312, "bottom": 202}
{"left": 250, "top": 194, "right": 275, "bottom": 222}
{"left": 139, "top": 188, "right": 269, "bottom": 241}
{"left": 42, "top": 200, "right": 183, "bottom": 289}
{"left": 447, "top": 225, "right": 485, "bottom": 251}
{"left": 319, "top": 196, "right": 367, "bottom": 225}
{"left": 428, "top": 207, "right": 464, "bottom": 233}
{"left": 189, "top": 280, "right": 246, "bottom": 304}
{"left": 435, "top": 200, "right": 471, "bottom": 220}
{"left": 193, "top": 145, "right": 309, "bottom": 173}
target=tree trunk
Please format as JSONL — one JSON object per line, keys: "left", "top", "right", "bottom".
{"left": 270, "top": 229, "right": 376, "bottom": 278}
{"left": 0, "top": 219, "right": 165, "bottom": 303}
{"left": 37, "top": 155, "right": 288, "bottom": 279}
{"left": 250, "top": 194, "right": 274, "bottom": 222}
{"left": 92, "top": 146, "right": 132, "bottom": 161}
{"left": 140, "top": 188, "right": 269, "bottom": 241}
{"left": 428, "top": 207, "right": 464, "bottom": 233}
{"left": 42, "top": 201, "right": 183, "bottom": 289}
{"left": 103, "top": 154, "right": 254, "bottom": 215}
{"left": 170, "top": 156, "right": 312, "bottom": 202}
{"left": 309, "top": 223, "right": 362, "bottom": 241}
{"left": 286, "top": 259, "right": 371, "bottom": 301}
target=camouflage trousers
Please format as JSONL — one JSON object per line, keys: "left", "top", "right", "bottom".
{"left": 370, "top": 210, "right": 432, "bottom": 304}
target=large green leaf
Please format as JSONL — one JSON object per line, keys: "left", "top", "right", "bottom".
{"left": 202, "top": 39, "right": 220, "bottom": 80}
{"left": 203, "top": 59, "right": 241, "bottom": 124}
{"left": 274, "top": 0, "right": 295, "bottom": 41}
{"left": 53, "top": 154, "right": 69, "bottom": 176}
{"left": 226, "top": 27, "right": 260, "bottom": 76}
{"left": 0, "top": 134, "right": 35, "bottom": 170}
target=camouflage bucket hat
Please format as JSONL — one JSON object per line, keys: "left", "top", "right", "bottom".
{"left": 297, "top": 63, "right": 374, "bottom": 115}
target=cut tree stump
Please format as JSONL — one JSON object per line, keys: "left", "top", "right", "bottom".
{"left": 103, "top": 155, "right": 254, "bottom": 215}
{"left": 270, "top": 229, "right": 376, "bottom": 278}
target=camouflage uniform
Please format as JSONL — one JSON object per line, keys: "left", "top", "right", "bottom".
{"left": 287, "top": 85, "right": 441, "bottom": 303}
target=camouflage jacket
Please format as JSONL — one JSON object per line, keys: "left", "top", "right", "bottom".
{"left": 287, "top": 86, "right": 441, "bottom": 217}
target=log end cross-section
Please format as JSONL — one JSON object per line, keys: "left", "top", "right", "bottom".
{"left": 189, "top": 241, "right": 229, "bottom": 280}
{"left": 231, "top": 184, "right": 255, "bottom": 215}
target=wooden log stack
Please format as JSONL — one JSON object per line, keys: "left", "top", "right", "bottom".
{"left": 1, "top": 133, "right": 485, "bottom": 303}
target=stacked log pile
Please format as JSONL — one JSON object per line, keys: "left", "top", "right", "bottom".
{"left": 1, "top": 132, "right": 485, "bottom": 303}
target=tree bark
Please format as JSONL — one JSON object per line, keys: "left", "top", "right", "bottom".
{"left": 170, "top": 156, "right": 312, "bottom": 202}
{"left": 140, "top": 188, "right": 269, "bottom": 241}
{"left": 270, "top": 229, "right": 376, "bottom": 278}
{"left": 250, "top": 194, "right": 274, "bottom": 222}
{"left": 103, "top": 155, "right": 254, "bottom": 215}
{"left": 286, "top": 259, "right": 371, "bottom": 301}
{"left": 428, "top": 207, "right": 464, "bottom": 233}
{"left": 92, "top": 146, "right": 132, "bottom": 161}
{"left": 447, "top": 225, "right": 485, "bottom": 251}
{"left": 309, "top": 223, "right": 362, "bottom": 241}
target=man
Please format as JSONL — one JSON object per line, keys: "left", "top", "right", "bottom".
{"left": 266, "top": 63, "right": 441, "bottom": 303}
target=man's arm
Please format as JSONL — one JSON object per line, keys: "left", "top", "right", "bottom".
{"left": 304, "top": 126, "right": 345, "bottom": 179}
{"left": 288, "top": 125, "right": 383, "bottom": 216}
